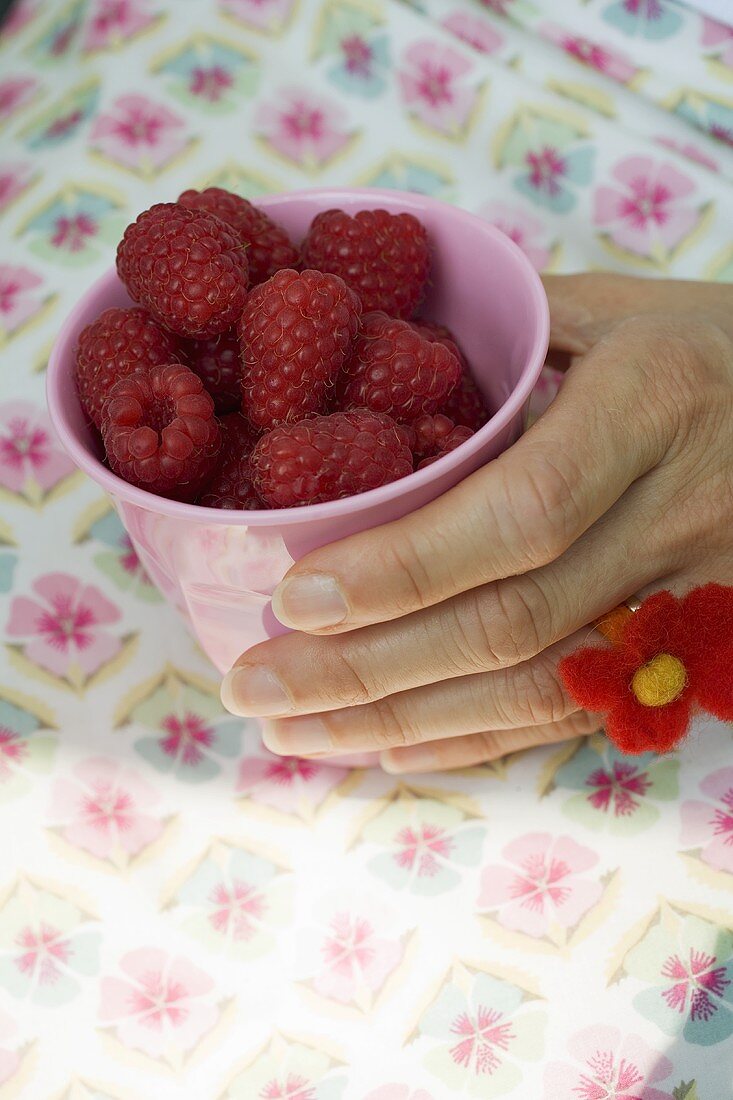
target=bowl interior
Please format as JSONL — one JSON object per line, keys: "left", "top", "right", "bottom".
{"left": 50, "top": 188, "right": 548, "bottom": 520}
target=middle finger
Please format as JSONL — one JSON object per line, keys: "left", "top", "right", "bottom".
{"left": 260, "top": 634, "right": 587, "bottom": 757}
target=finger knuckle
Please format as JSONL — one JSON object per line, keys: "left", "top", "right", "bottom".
{"left": 499, "top": 448, "right": 584, "bottom": 569}
{"left": 490, "top": 577, "right": 555, "bottom": 666}
{"left": 505, "top": 656, "right": 572, "bottom": 727}
{"left": 333, "top": 639, "right": 390, "bottom": 706}
{"left": 384, "top": 530, "right": 439, "bottom": 614}
{"left": 367, "top": 697, "right": 422, "bottom": 750}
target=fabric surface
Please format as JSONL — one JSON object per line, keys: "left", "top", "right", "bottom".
{"left": 1, "top": 0, "right": 733, "bottom": 1097}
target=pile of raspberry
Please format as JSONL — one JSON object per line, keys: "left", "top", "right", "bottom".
{"left": 75, "top": 189, "right": 492, "bottom": 509}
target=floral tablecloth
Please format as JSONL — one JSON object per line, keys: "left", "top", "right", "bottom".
{"left": 1, "top": 1, "right": 733, "bottom": 1097}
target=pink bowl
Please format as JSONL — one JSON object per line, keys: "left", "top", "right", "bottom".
{"left": 47, "top": 188, "right": 548, "bottom": 765}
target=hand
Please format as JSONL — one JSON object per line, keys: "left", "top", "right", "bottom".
{"left": 221, "top": 274, "right": 733, "bottom": 772}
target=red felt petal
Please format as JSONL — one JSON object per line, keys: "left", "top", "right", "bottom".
{"left": 691, "top": 644, "right": 733, "bottom": 722}
{"left": 678, "top": 584, "right": 733, "bottom": 676}
{"left": 622, "top": 590, "right": 684, "bottom": 665}
{"left": 606, "top": 694, "right": 691, "bottom": 755}
{"left": 559, "top": 645, "right": 631, "bottom": 711}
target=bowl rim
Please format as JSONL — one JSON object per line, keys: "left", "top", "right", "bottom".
{"left": 46, "top": 186, "right": 549, "bottom": 527}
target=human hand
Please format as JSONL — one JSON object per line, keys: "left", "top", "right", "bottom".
{"left": 221, "top": 274, "right": 733, "bottom": 772}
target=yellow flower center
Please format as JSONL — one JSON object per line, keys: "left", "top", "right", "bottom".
{"left": 631, "top": 653, "right": 687, "bottom": 708}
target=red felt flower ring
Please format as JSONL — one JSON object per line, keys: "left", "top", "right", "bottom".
{"left": 559, "top": 584, "right": 733, "bottom": 755}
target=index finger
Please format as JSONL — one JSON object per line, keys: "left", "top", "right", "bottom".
{"left": 271, "top": 323, "right": 667, "bottom": 635}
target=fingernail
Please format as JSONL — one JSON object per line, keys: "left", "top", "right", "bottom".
{"left": 273, "top": 574, "right": 348, "bottom": 630}
{"left": 380, "top": 744, "right": 438, "bottom": 774}
{"left": 221, "top": 666, "right": 291, "bottom": 716}
{"left": 262, "top": 716, "right": 332, "bottom": 756}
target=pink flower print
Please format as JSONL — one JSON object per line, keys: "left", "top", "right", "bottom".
{"left": 654, "top": 135, "right": 718, "bottom": 173}
{"left": 0, "top": 266, "right": 45, "bottom": 336}
{"left": 189, "top": 65, "right": 234, "bottom": 102}
{"left": 0, "top": 163, "right": 35, "bottom": 213}
{"left": 399, "top": 40, "right": 478, "bottom": 136}
{"left": 526, "top": 147, "right": 566, "bottom": 198}
{"left": 395, "top": 823, "right": 454, "bottom": 876}
{"left": 680, "top": 767, "right": 733, "bottom": 874}
{"left": 660, "top": 949, "right": 730, "bottom": 1021}
{"left": 0, "top": 401, "right": 75, "bottom": 495}
{"left": 0, "top": 729, "right": 26, "bottom": 782}
{"left": 6, "top": 572, "right": 121, "bottom": 679}
{"left": 159, "top": 712, "right": 215, "bottom": 767}
{"left": 587, "top": 759, "right": 651, "bottom": 816}
{"left": 99, "top": 949, "right": 218, "bottom": 1058}
{"left": 342, "top": 35, "right": 373, "bottom": 76}
{"left": 220, "top": 0, "right": 296, "bottom": 34}
{"left": 701, "top": 16, "right": 733, "bottom": 69}
{"left": 90, "top": 95, "right": 188, "bottom": 173}
{"left": 594, "top": 156, "right": 699, "bottom": 258}
{"left": 0, "top": 1011, "right": 21, "bottom": 1087}
{"left": 46, "top": 109, "right": 85, "bottom": 140}
{"left": 478, "top": 833, "right": 602, "bottom": 938}
{"left": 442, "top": 13, "right": 503, "bottom": 55}
{"left": 261, "top": 1076, "right": 316, "bottom": 1099}
{"left": 14, "top": 923, "right": 71, "bottom": 985}
{"left": 255, "top": 87, "right": 353, "bottom": 169}
{"left": 0, "top": 76, "right": 38, "bottom": 122}
{"left": 449, "top": 1005, "right": 514, "bottom": 1074}
{"left": 83, "top": 0, "right": 157, "bottom": 51}
{"left": 237, "top": 749, "right": 348, "bottom": 814}
{"left": 208, "top": 880, "right": 266, "bottom": 940}
{"left": 544, "top": 1025, "right": 674, "bottom": 1100}
{"left": 542, "top": 24, "right": 638, "bottom": 82}
{"left": 50, "top": 212, "right": 97, "bottom": 252}
{"left": 49, "top": 757, "right": 164, "bottom": 861}
{"left": 314, "top": 912, "right": 402, "bottom": 1004}
{"left": 479, "top": 201, "right": 553, "bottom": 270}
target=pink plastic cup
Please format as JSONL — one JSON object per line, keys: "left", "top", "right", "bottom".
{"left": 47, "top": 188, "right": 549, "bottom": 766}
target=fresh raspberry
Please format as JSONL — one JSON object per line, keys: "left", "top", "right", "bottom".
{"left": 411, "top": 414, "right": 465, "bottom": 461}
{"left": 251, "top": 409, "right": 413, "bottom": 508}
{"left": 442, "top": 371, "right": 491, "bottom": 431}
{"left": 102, "top": 363, "right": 221, "bottom": 501}
{"left": 199, "top": 415, "right": 261, "bottom": 510}
{"left": 409, "top": 320, "right": 468, "bottom": 371}
{"left": 301, "top": 208, "right": 430, "bottom": 318}
{"left": 116, "top": 203, "right": 249, "bottom": 338}
{"left": 338, "top": 312, "right": 461, "bottom": 423}
{"left": 178, "top": 187, "right": 298, "bottom": 285}
{"left": 75, "top": 307, "right": 180, "bottom": 429}
{"left": 417, "top": 423, "right": 474, "bottom": 468}
{"left": 181, "top": 328, "right": 242, "bottom": 414}
{"left": 240, "top": 268, "right": 361, "bottom": 430}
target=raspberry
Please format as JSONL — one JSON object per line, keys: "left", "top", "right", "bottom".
{"left": 409, "top": 320, "right": 468, "bottom": 371}
{"left": 411, "top": 414, "right": 465, "bottom": 461}
{"left": 338, "top": 312, "right": 461, "bottom": 423}
{"left": 417, "top": 422, "right": 474, "bottom": 468}
{"left": 181, "top": 328, "right": 242, "bottom": 414}
{"left": 301, "top": 208, "right": 430, "bottom": 318}
{"left": 251, "top": 409, "right": 413, "bottom": 508}
{"left": 102, "top": 363, "right": 221, "bottom": 501}
{"left": 442, "top": 371, "right": 491, "bottom": 431}
{"left": 75, "top": 307, "right": 180, "bottom": 429}
{"left": 240, "top": 268, "right": 361, "bottom": 430}
{"left": 199, "top": 414, "right": 261, "bottom": 510}
{"left": 178, "top": 187, "right": 298, "bottom": 285}
{"left": 116, "top": 203, "right": 249, "bottom": 338}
